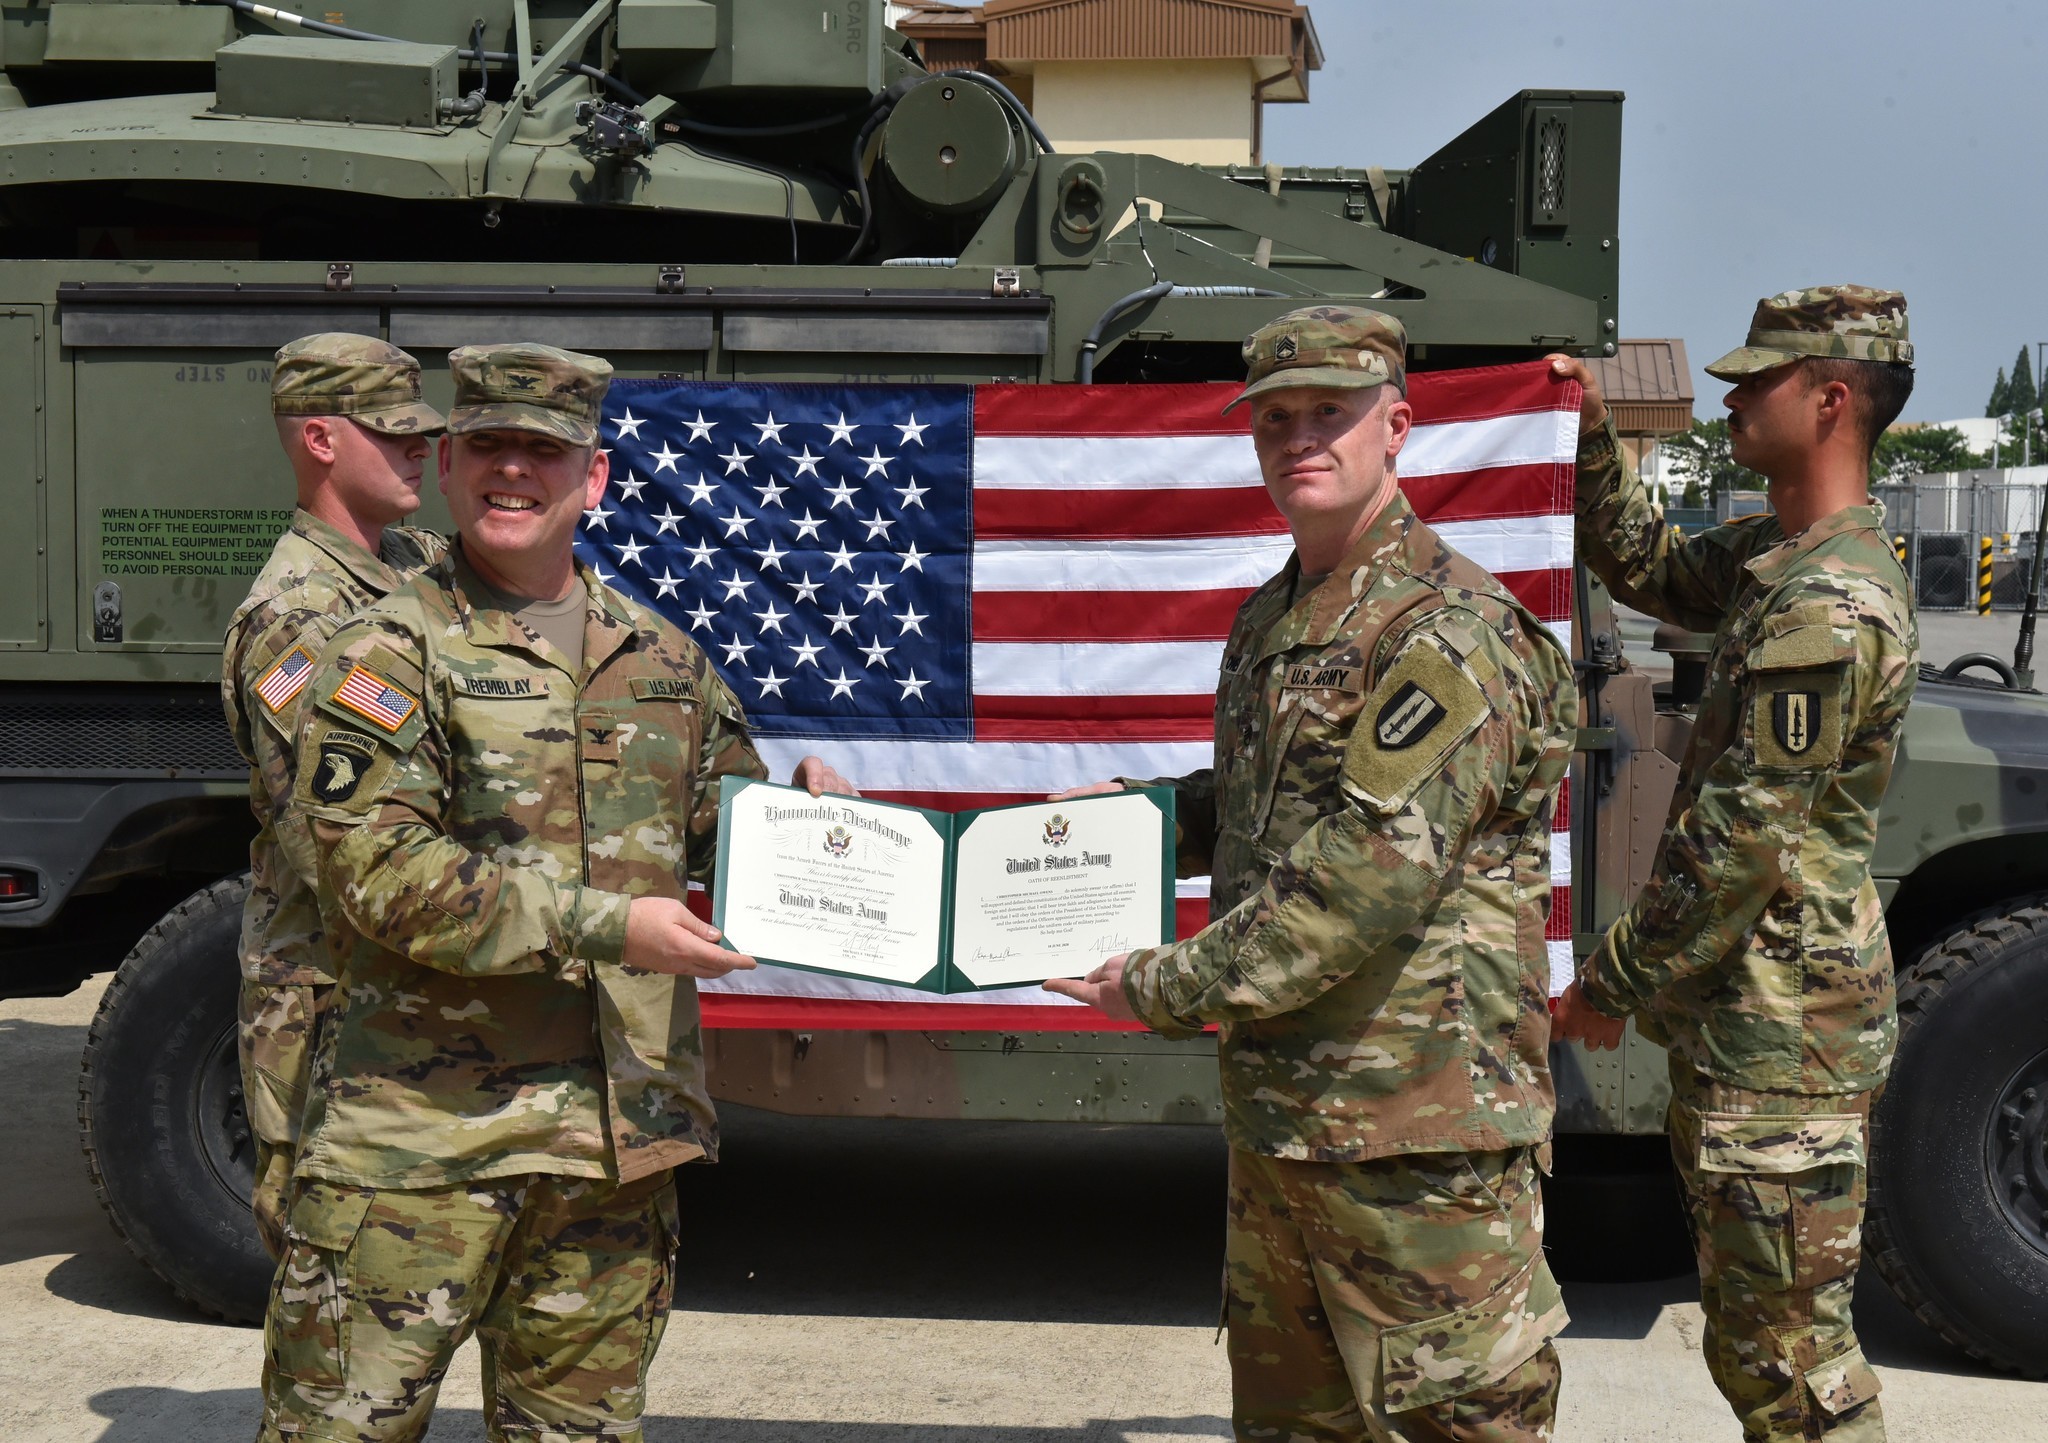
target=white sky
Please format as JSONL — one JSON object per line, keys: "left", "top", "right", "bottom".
{"left": 1261, "top": 1, "right": 2043, "bottom": 425}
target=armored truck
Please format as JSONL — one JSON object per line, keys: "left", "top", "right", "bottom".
{"left": 0, "top": 0, "right": 2041, "bottom": 1379}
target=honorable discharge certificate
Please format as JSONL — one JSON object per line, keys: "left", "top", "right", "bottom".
{"left": 712, "top": 779, "right": 1175, "bottom": 992}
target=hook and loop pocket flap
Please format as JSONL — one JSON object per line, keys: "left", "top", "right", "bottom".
{"left": 1696, "top": 1112, "right": 1865, "bottom": 1174}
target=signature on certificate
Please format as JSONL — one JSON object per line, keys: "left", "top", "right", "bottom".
{"left": 1090, "top": 933, "right": 1132, "bottom": 953}
{"left": 971, "top": 944, "right": 1019, "bottom": 963}
{"left": 842, "top": 923, "right": 893, "bottom": 960}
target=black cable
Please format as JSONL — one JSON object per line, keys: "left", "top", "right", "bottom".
{"left": 951, "top": 70, "right": 1054, "bottom": 153}
{"left": 832, "top": 104, "right": 894, "bottom": 264}
{"left": 1077, "top": 281, "right": 1172, "bottom": 384}
{"left": 664, "top": 105, "right": 872, "bottom": 140}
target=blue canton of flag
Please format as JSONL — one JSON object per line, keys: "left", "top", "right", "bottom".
{"left": 577, "top": 382, "right": 972, "bottom": 740}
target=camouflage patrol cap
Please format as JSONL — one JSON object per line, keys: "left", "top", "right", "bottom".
{"left": 1227, "top": 305, "right": 1408, "bottom": 412}
{"left": 270, "top": 333, "right": 445, "bottom": 434}
{"left": 1705, "top": 285, "right": 1912, "bottom": 380}
{"left": 446, "top": 342, "right": 613, "bottom": 446}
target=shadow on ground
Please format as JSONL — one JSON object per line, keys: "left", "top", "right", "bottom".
{"left": 83, "top": 1389, "right": 1231, "bottom": 1443}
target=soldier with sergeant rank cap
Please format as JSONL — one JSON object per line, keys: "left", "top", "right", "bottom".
{"left": 222, "top": 332, "right": 447, "bottom": 1260}
{"left": 1049, "top": 305, "right": 1580, "bottom": 1442}
{"left": 1551, "top": 285, "right": 1920, "bottom": 1441}
{"left": 255, "top": 342, "right": 855, "bottom": 1443}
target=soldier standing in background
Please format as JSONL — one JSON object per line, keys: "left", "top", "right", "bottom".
{"left": 221, "top": 334, "right": 446, "bottom": 1258}
{"left": 259, "top": 343, "right": 854, "bottom": 1442}
{"left": 1048, "top": 307, "right": 1579, "bottom": 1441}
{"left": 1551, "top": 287, "right": 1920, "bottom": 1440}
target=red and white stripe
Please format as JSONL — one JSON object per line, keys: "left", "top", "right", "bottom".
{"left": 702, "top": 364, "right": 1579, "bottom": 1030}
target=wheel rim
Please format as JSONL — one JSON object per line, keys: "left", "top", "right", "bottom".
{"left": 194, "top": 1019, "right": 257, "bottom": 1205}
{"left": 1989, "top": 1045, "right": 2048, "bottom": 1260}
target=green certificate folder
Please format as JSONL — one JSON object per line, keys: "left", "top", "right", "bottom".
{"left": 711, "top": 776, "right": 1177, "bottom": 993}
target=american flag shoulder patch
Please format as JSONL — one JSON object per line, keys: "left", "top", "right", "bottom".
{"left": 254, "top": 644, "right": 317, "bottom": 713}
{"left": 332, "top": 665, "right": 421, "bottom": 735}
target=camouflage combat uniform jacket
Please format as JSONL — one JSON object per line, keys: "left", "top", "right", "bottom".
{"left": 1120, "top": 490, "right": 1580, "bottom": 1162}
{"left": 1574, "top": 416, "right": 1918, "bottom": 1093}
{"left": 289, "top": 548, "right": 766, "bottom": 1189}
{"left": 223, "top": 508, "right": 443, "bottom": 994}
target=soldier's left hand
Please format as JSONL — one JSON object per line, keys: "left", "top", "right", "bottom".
{"left": 1552, "top": 980, "right": 1626, "bottom": 1051}
{"left": 791, "top": 755, "right": 860, "bottom": 797}
{"left": 1043, "top": 953, "right": 1137, "bottom": 1022}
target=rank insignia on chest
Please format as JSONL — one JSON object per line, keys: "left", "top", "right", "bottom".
{"left": 1772, "top": 689, "right": 1821, "bottom": 755}
{"left": 254, "top": 644, "right": 317, "bottom": 713}
{"left": 312, "top": 731, "right": 377, "bottom": 803}
{"left": 1374, "top": 680, "right": 1448, "bottom": 749}
{"left": 332, "top": 666, "right": 420, "bottom": 734}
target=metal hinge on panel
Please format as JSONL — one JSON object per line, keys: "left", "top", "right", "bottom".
{"left": 325, "top": 262, "right": 354, "bottom": 293}
{"left": 992, "top": 268, "right": 1022, "bottom": 299}
{"left": 657, "top": 265, "right": 687, "bottom": 295}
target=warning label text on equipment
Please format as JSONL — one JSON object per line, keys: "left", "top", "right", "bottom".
{"left": 98, "top": 507, "right": 293, "bottom": 577}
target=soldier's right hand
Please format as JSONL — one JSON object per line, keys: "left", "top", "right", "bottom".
{"left": 1544, "top": 353, "right": 1609, "bottom": 435}
{"left": 1047, "top": 781, "right": 1124, "bottom": 801}
{"left": 622, "top": 897, "right": 757, "bottom": 978}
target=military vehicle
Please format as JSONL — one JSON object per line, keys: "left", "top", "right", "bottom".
{"left": 0, "top": 0, "right": 2040, "bottom": 1380}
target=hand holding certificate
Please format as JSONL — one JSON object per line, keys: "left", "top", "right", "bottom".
{"left": 712, "top": 778, "right": 1175, "bottom": 991}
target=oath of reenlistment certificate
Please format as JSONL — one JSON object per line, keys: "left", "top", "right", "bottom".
{"left": 712, "top": 778, "right": 1175, "bottom": 993}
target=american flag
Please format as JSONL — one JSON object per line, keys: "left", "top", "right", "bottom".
{"left": 578, "top": 368, "right": 1579, "bottom": 1031}
{"left": 256, "top": 644, "right": 316, "bottom": 712}
{"left": 333, "top": 666, "right": 419, "bottom": 734}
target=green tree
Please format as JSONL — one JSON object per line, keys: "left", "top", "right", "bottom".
{"left": 1661, "top": 418, "right": 1759, "bottom": 505}
{"left": 2011, "top": 346, "right": 2039, "bottom": 417}
{"left": 1988, "top": 366, "right": 2011, "bottom": 418}
{"left": 1871, "top": 424, "right": 1991, "bottom": 482}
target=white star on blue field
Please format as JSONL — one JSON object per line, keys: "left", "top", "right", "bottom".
{"left": 576, "top": 383, "right": 969, "bottom": 740}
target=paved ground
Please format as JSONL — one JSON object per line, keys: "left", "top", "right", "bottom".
{"left": 4, "top": 980, "right": 2041, "bottom": 1441}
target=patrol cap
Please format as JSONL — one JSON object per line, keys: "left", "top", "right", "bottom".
{"left": 1705, "top": 285, "right": 1913, "bottom": 380}
{"left": 270, "top": 333, "right": 445, "bottom": 434}
{"left": 445, "top": 342, "right": 613, "bottom": 446}
{"left": 1227, "top": 305, "right": 1408, "bottom": 412}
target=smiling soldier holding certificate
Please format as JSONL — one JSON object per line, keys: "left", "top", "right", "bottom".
{"left": 1047, "top": 308, "right": 1579, "bottom": 1442}
{"left": 259, "top": 343, "right": 852, "bottom": 1443}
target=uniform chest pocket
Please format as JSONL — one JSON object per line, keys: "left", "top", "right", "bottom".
{"left": 1248, "top": 652, "right": 1370, "bottom": 840}
{"left": 581, "top": 689, "right": 702, "bottom": 791}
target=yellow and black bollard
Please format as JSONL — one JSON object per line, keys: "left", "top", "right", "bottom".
{"left": 1980, "top": 535, "right": 1995, "bottom": 615}
{"left": 1895, "top": 533, "right": 1908, "bottom": 568}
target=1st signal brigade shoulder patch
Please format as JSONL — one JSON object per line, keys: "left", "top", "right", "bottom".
{"left": 1753, "top": 675, "right": 1842, "bottom": 770}
{"left": 254, "top": 644, "right": 318, "bottom": 713}
{"left": 1343, "top": 637, "right": 1491, "bottom": 814}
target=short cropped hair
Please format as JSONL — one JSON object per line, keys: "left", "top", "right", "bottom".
{"left": 1802, "top": 357, "right": 1916, "bottom": 457}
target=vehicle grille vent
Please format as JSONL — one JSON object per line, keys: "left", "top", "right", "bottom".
{"left": 0, "top": 691, "right": 245, "bottom": 778}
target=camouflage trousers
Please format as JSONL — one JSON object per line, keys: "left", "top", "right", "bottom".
{"left": 240, "top": 979, "right": 333, "bottom": 1260}
{"left": 1667, "top": 1059, "right": 1885, "bottom": 1441}
{"left": 1224, "top": 1146, "right": 1567, "bottom": 1443}
{"left": 258, "top": 1169, "right": 681, "bottom": 1442}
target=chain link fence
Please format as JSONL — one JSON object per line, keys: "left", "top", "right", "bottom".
{"left": 1882, "top": 470, "right": 2048, "bottom": 611}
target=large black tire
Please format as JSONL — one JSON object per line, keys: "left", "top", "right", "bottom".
{"left": 77, "top": 874, "right": 271, "bottom": 1324}
{"left": 1868, "top": 898, "right": 2048, "bottom": 1376}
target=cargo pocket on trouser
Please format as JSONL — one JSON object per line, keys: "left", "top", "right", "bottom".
{"left": 1692, "top": 1111, "right": 1880, "bottom": 1434}
{"left": 643, "top": 1176, "right": 684, "bottom": 1377}
{"left": 1802, "top": 1342, "right": 1882, "bottom": 1419}
{"left": 1377, "top": 1249, "right": 1569, "bottom": 1415}
{"left": 265, "top": 1181, "right": 375, "bottom": 1393}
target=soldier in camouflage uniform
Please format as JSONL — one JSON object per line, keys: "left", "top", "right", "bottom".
{"left": 260, "top": 343, "right": 852, "bottom": 1442}
{"left": 1049, "top": 308, "right": 1580, "bottom": 1442}
{"left": 222, "top": 333, "right": 446, "bottom": 1259}
{"left": 1551, "top": 286, "right": 1920, "bottom": 1440}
